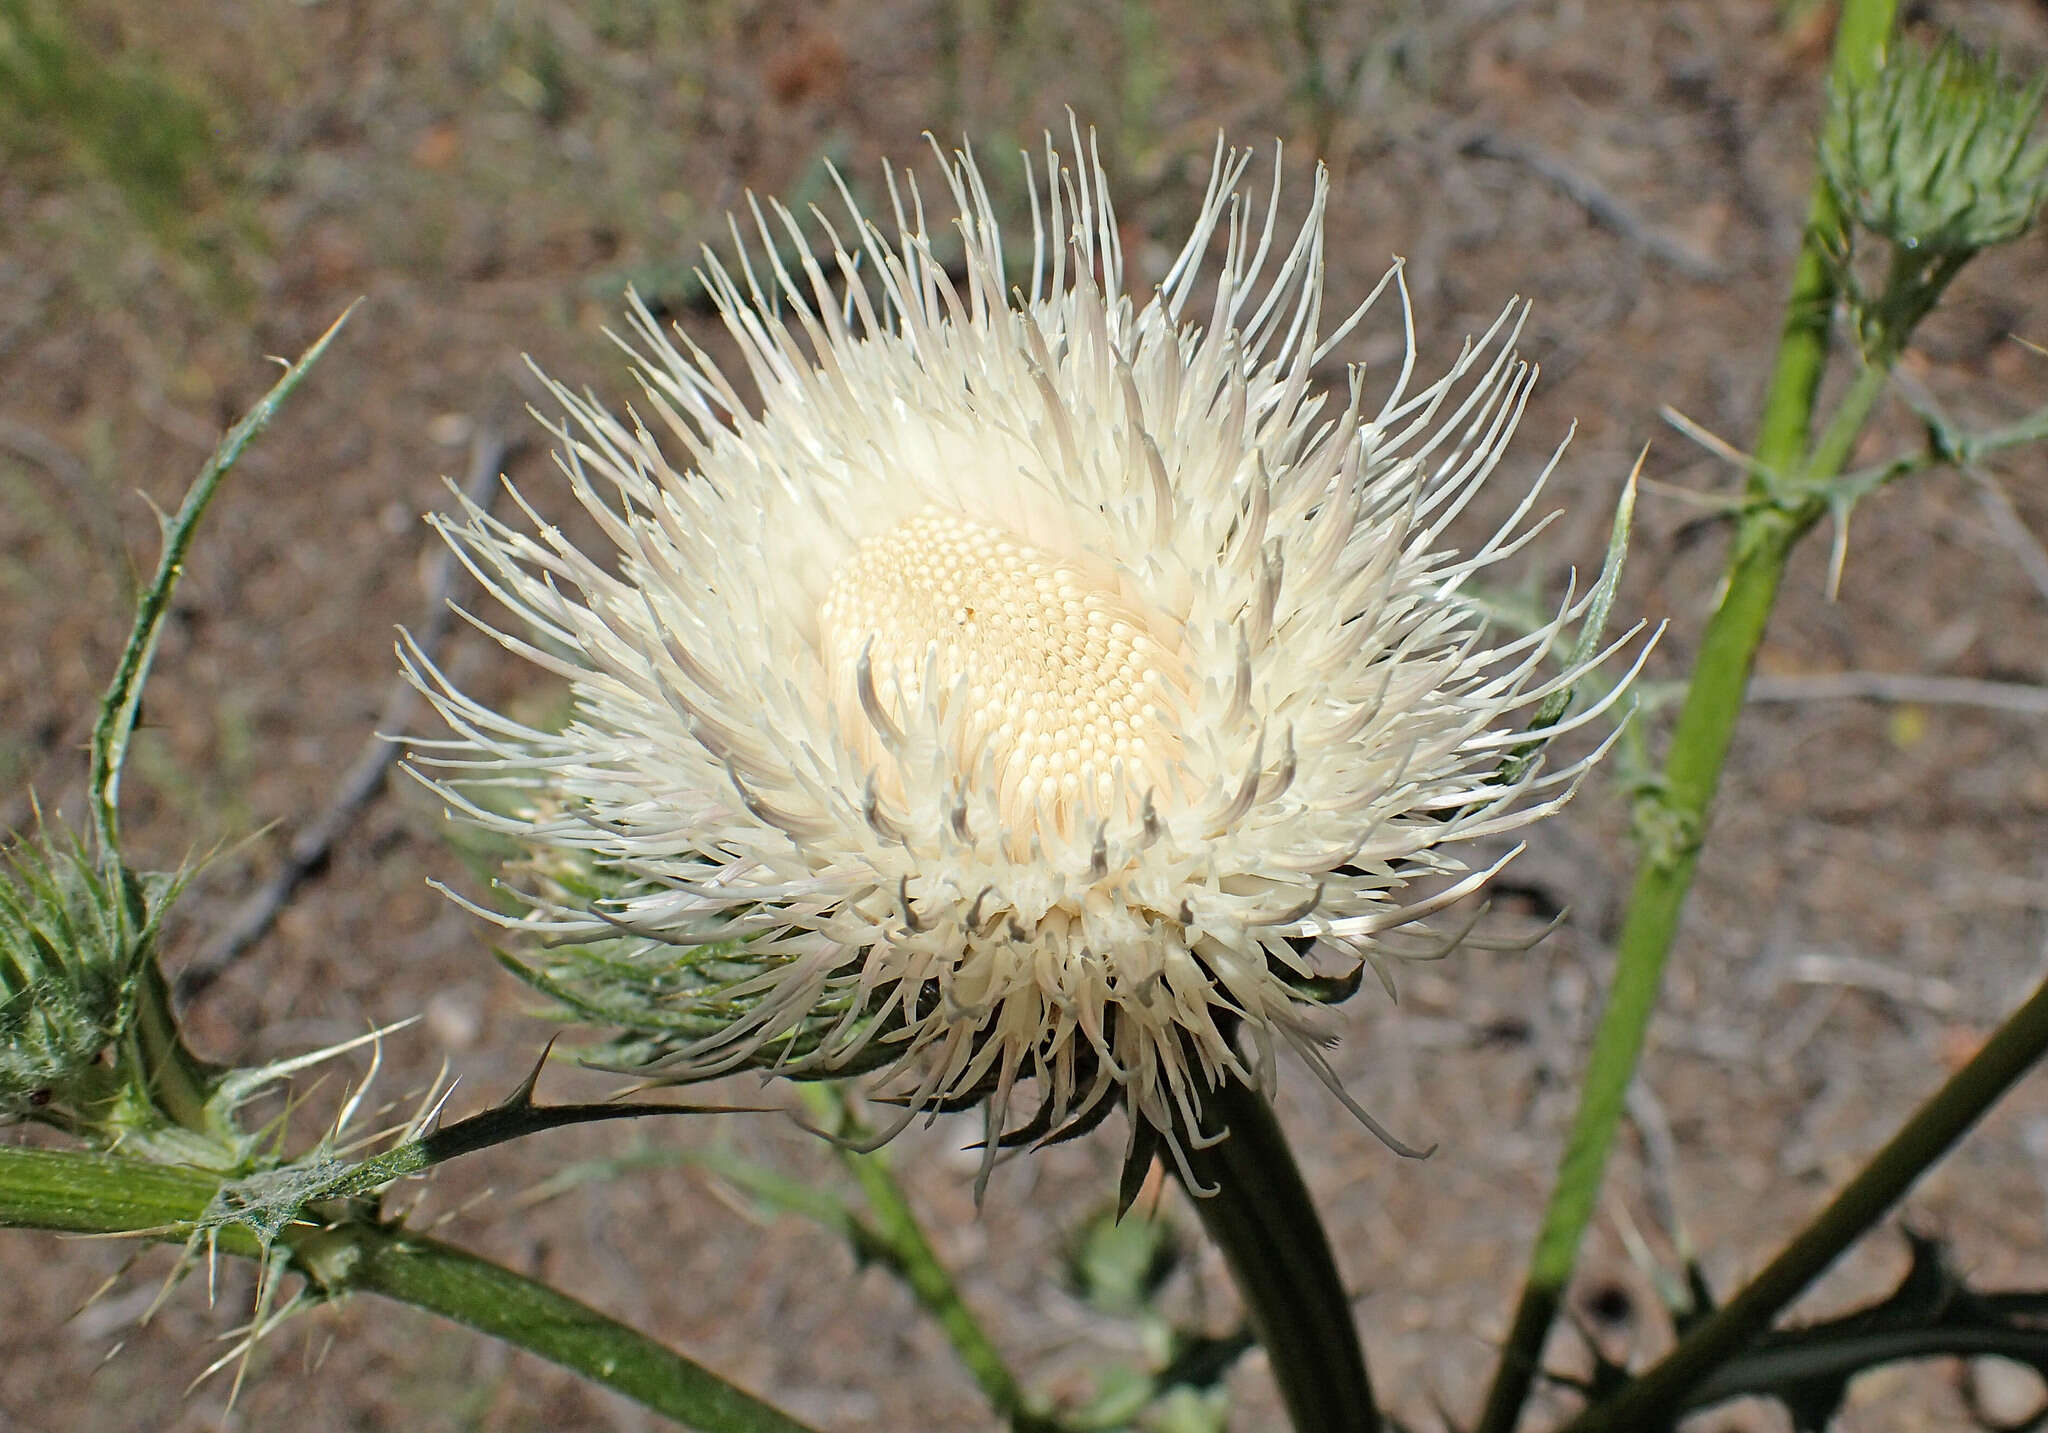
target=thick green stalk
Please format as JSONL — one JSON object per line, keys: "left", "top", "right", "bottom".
{"left": 1475, "top": 508, "right": 1807, "bottom": 1432}
{"left": 1473, "top": 6, "right": 1897, "bottom": 1429}
{"left": 0, "top": 1144, "right": 817, "bottom": 1433}
{"left": 803, "top": 1086, "right": 1059, "bottom": 1433}
{"left": 349, "top": 1231, "right": 813, "bottom": 1432}
{"left": 1173, "top": 1074, "right": 1378, "bottom": 1433}
{"left": 1562, "top": 970, "right": 2048, "bottom": 1431}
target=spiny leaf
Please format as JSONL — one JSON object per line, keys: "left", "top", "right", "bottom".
{"left": 90, "top": 303, "right": 358, "bottom": 859}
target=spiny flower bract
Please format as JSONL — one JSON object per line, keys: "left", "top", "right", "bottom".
{"left": 0, "top": 826, "right": 176, "bottom": 1121}
{"left": 405, "top": 134, "right": 1639, "bottom": 1175}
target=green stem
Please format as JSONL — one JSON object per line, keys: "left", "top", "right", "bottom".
{"left": 1172, "top": 1073, "right": 1378, "bottom": 1433}
{"left": 1801, "top": 360, "right": 1892, "bottom": 495}
{"left": 1562, "top": 969, "right": 2048, "bottom": 1431}
{"left": 1829, "top": 391, "right": 2048, "bottom": 500}
{"left": 1745, "top": 5, "right": 1895, "bottom": 498}
{"left": 350, "top": 1233, "right": 810, "bottom": 1432}
{"left": 0, "top": 1144, "right": 817, "bottom": 1433}
{"left": 1478, "top": 506, "right": 1809, "bottom": 1431}
{"left": 1473, "top": 6, "right": 1898, "bottom": 1429}
{"left": 128, "top": 955, "right": 222, "bottom": 1139}
{"left": 803, "top": 1085, "right": 1060, "bottom": 1433}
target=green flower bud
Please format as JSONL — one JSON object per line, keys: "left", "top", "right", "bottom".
{"left": 0, "top": 831, "right": 170, "bottom": 1118}
{"left": 1822, "top": 39, "right": 2048, "bottom": 255}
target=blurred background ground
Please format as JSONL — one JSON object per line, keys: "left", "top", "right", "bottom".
{"left": 4, "top": 1, "right": 2048, "bottom": 1429}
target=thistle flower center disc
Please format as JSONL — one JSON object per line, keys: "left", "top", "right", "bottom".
{"left": 817, "top": 506, "right": 1185, "bottom": 833}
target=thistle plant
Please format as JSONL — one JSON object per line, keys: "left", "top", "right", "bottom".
{"left": 6, "top": 2, "right": 2048, "bottom": 1430}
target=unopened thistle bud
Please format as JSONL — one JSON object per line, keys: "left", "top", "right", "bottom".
{"left": 407, "top": 133, "right": 1642, "bottom": 1170}
{"left": 1822, "top": 39, "right": 2048, "bottom": 256}
{"left": 0, "top": 831, "right": 166, "bottom": 1119}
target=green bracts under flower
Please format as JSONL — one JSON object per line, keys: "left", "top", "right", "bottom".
{"left": 497, "top": 929, "right": 910, "bottom": 1079}
{"left": 1822, "top": 37, "right": 2048, "bottom": 256}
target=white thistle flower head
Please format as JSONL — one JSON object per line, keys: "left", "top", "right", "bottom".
{"left": 406, "top": 132, "right": 1643, "bottom": 1177}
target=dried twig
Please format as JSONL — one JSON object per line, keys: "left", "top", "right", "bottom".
{"left": 1779, "top": 951, "right": 1962, "bottom": 1015}
{"left": 1970, "top": 469, "right": 2048, "bottom": 611}
{"left": 175, "top": 423, "right": 519, "bottom": 1001}
{"left": 1747, "top": 670, "right": 2048, "bottom": 717}
{"left": 0, "top": 415, "right": 91, "bottom": 492}
{"left": 1624, "top": 1076, "right": 1685, "bottom": 1255}
{"left": 1458, "top": 131, "right": 1727, "bottom": 282}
